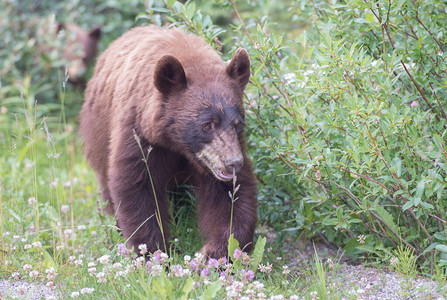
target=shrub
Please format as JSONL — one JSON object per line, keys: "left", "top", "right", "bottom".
{"left": 146, "top": 0, "right": 447, "bottom": 272}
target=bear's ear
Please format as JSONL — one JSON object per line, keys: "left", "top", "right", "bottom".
{"left": 89, "top": 27, "right": 101, "bottom": 40}
{"left": 226, "top": 48, "right": 251, "bottom": 90}
{"left": 154, "top": 55, "right": 187, "bottom": 95}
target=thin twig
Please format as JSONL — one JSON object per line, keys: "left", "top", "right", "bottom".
{"left": 334, "top": 183, "right": 417, "bottom": 254}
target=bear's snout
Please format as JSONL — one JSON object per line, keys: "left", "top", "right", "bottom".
{"left": 224, "top": 157, "right": 244, "bottom": 174}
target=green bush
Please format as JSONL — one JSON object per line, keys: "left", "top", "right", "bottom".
{"left": 146, "top": 0, "right": 447, "bottom": 273}
{"left": 0, "top": 0, "right": 142, "bottom": 115}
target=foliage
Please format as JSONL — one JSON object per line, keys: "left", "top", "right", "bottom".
{"left": 0, "top": 78, "right": 302, "bottom": 299}
{"left": 390, "top": 244, "right": 418, "bottom": 296}
{"left": 242, "top": 0, "right": 447, "bottom": 272}
{"left": 0, "top": 0, "right": 143, "bottom": 114}
{"left": 1, "top": 0, "right": 447, "bottom": 297}
{"left": 144, "top": 0, "right": 447, "bottom": 273}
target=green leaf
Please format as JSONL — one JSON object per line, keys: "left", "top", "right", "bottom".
{"left": 434, "top": 232, "right": 447, "bottom": 241}
{"left": 365, "top": 12, "right": 375, "bottom": 24}
{"left": 199, "top": 281, "right": 221, "bottom": 300}
{"left": 391, "top": 157, "right": 402, "bottom": 177}
{"left": 374, "top": 207, "right": 399, "bottom": 236}
{"left": 42, "top": 250, "right": 57, "bottom": 268}
{"left": 415, "top": 180, "right": 426, "bottom": 198}
{"left": 149, "top": 7, "right": 172, "bottom": 13}
{"left": 180, "top": 278, "right": 194, "bottom": 300}
{"left": 250, "top": 237, "right": 266, "bottom": 272}
{"left": 228, "top": 234, "right": 240, "bottom": 260}
{"left": 435, "top": 245, "right": 447, "bottom": 253}
{"left": 184, "top": 2, "right": 196, "bottom": 20}
{"left": 402, "top": 200, "right": 414, "bottom": 211}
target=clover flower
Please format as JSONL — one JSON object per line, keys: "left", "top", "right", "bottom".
{"left": 200, "top": 267, "right": 210, "bottom": 277}
{"left": 98, "top": 254, "right": 110, "bottom": 265}
{"left": 252, "top": 280, "right": 264, "bottom": 292}
{"left": 241, "top": 269, "right": 255, "bottom": 281}
{"left": 88, "top": 267, "right": 97, "bottom": 276}
{"left": 23, "top": 264, "right": 32, "bottom": 272}
{"left": 61, "top": 205, "right": 70, "bottom": 213}
{"left": 70, "top": 291, "right": 80, "bottom": 298}
{"left": 80, "top": 288, "right": 94, "bottom": 294}
{"left": 28, "top": 197, "right": 37, "bottom": 206}
{"left": 138, "top": 243, "right": 148, "bottom": 255}
{"left": 29, "top": 270, "right": 39, "bottom": 279}
{"left": 233, "top": 248, "right": 243, "bottom": 259}
{"left": 45, "top": 267, "right": 57, "bottom": 281}
{"left": 117, "top": 243, "right": 127, "bottom": 256}
{"left": 258, "top": 262, "right": 272, "bottom": 273}
{"left": 207, "top": 258, "right": 219, "bottom": 269}
{"left": 96, "top": 272, "right": 106, "bottom": 283}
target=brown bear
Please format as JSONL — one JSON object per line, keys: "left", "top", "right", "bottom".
{"left": 79, "top": 25, "right": 257, "bottom": 259}
{"left": 1, "top": 15, "right": 100, "bottom": 85}
{"left": 57, "top": 23, "right": 101, "bottom": 83}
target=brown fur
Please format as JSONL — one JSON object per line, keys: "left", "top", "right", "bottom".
{"left": 80, "top": 25, "right": 257, "bottom": 259}
{"left": 58, "top": 23, "right": 101, "bottom": 83}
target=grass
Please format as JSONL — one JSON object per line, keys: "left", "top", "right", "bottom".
{"left": 1, "top": 79, "right": 443, "bottom": 300}
{"left": 0, "top": 81, "right": 314, "bottom": 299}
{"left": 0, "top": 62, "right": 443, "bottom": 300}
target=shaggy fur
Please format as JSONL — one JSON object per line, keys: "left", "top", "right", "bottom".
{"left": 80, "top": 25, "right": 257, "bottom": 259}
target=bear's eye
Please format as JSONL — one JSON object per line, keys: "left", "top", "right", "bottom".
{"left": 202, "top": 122, "right": 214, "bottom": 132}
{"left": 235, "top": 122, "right": 244, "bottom": 133}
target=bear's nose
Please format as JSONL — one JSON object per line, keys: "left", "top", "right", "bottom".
{"left": 224, "top": 157, "right": 244, "bottom": 174}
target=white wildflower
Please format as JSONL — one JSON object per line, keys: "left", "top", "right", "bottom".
{"left": 357, "top": 234, "right": 366, "bottom": 244}
{"left": 74, "top": 259, "right": 83, "bottom": 266}
{"left": 138, "top": 244, "right": 148, "bottom": 255}
{"left": 70, "top": 291, "right": 80, "bottom": 298}
{"left": 61, "top": 204, "right": 70, "bottom": 213}
{"left": 31, "top": 241, "right": 42, "bottom": 248}
{"left": 23, "top": 264, "right": 32, "bottom": 272}
{"left": 252, "top": 280, "right": 264, "bottom": 292}
{"left": 28, "top": 197, "right": 37, "bottom": 206}
{"left": 96, "top": 272, "right": 106, "bottom": 283}
{"left": 88, "top": 267, "right": 97, "bottom": 276}
{"left": 80, "top": 287, "right": 94, "bottom": 294}
{"left": 29, "top": 270, "right": 39, "bottom": 279}
{"left": 98, "top": 254, "right": 110, "bottom": 265}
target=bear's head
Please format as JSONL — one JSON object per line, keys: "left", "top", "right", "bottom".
{"left": 154, "top": 48, "right": 251, "bottom": 182}
{"left": 57, "top": 23, "right": 101, "bottom": 83}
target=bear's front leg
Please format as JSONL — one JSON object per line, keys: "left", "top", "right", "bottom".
{"left": 196, "top": 160, "right": 257, "bottom": 259}
{"left": 108, "top": 131, "right": 179, "bottom": 254}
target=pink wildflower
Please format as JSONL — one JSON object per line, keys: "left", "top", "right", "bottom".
{"left": 200, "top": 267, "right": 210, "bottom": 277}
{"left": 241, "top": 269, "right": 255, "bottom": 281}
{"left": 207, "top": 258, "right": 219, "bottom": 269}
{"left": 233, "top": 248, "right": 243, "bottom": 259}
{"left": 117, "top": 243, "right": 127, "bottom": 256}
{"left": 218, "top": 257, "right": 227, "bottom": 266}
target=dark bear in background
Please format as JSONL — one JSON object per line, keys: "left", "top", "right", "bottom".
{"left": 57, "top": 23, "right": 101, "bottom": 83}
{"left": 79, "top": 25, "right": 257, "bottom": 259}
{"left": 1, "top": 15, "right": 100, "bottom": 86}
